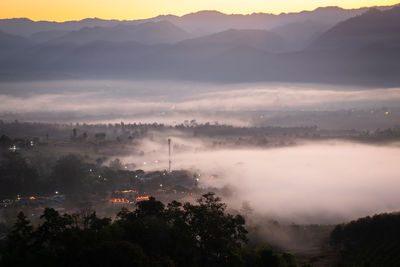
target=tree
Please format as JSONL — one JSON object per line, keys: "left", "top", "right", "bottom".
{"left": 0, "top": 134, "right": 12, "bottom": 148}
{"left": 51, "top": 154, "right": 88, "bottom": 194}
{"left": 0, "top": 152, "right": 40, "bottom": 198}
{"left": 2, "top": 212, "right": 34, "bottom": 266}
{"left": 109, "top": 158, "right": 123, "bottom": 171}
{"left": 0, "top": 194, "right": 291, "bottom": 267}
{"left": 183, "top": 193, "right": 248, "bottom": 266}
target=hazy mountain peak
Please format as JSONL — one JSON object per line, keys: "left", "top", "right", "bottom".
{"left": 0, "top": 17, "right": 33, "bottom": 22}
{"left": 0, "top": 29, "right": 31, "bottom": 43}
{"left": 151, "top": 19, "right": 181, "bottom": 27}
{"left": 309, "top": 5, "right": 400, "bottom": 50}
{"left": 77, "top": 18, "right": 110, "bottom": 23}
{"left": 363, "top": 7, "right": 382, "bottom": 15}
{"left": 48, "top": 19, "right": 190, "bottom": 45}
{"left": 314, "top": 6, "right": 344, "bottom": 11}
{"left": 182, "top": 10, "right": 226, "bottom": 18}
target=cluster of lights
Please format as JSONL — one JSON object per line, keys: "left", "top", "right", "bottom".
{"left": 140, "top": 160, "right": 160, "bottom": 166}
{"left": 109, "top": 198, "right": 130, "bottom": 203}
{"left": 121, "top": 190, "right": 139, "bottom": 194}
{"left": 136, "top": 196, "right": 150, "bottom": 202}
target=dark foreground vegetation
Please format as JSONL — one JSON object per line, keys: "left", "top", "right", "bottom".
{"left": 0, "top": 193, "right": 296, "bottom": 267}
{"left": 2, "top": 193, "right": 400, "bottom": 267}
{"left": 331, "top": 212, "right": 400, "bottom": 267}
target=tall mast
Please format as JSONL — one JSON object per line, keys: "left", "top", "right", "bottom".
{"left": 168, "top": 138, "right": 171, "bottom": 172}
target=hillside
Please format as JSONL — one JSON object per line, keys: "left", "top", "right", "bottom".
{"left": 50, "top": 20, "right": 191, "bottom": 45}
{"left": 1, "top": 6, "right": 400, "bottom": 86}
{"left": 331, "top": 212, "right": 400, "bottom": 266}
{"left": 310, "top": 6, "right": 400, "bottom": 50}
{"left": 0, "top": 30, "right": 33, "bottom": 58}
{"left": 178, "top": 29, "right": 287, "bottom": 52}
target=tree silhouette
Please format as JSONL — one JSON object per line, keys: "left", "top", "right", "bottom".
{"left": 0, "top": 194, "right": 292, "bottom": 267}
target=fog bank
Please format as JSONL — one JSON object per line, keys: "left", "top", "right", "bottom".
{"left": 122, "top": 139, "right": 400, "bottom": 224}
{"left": 1, "top": 80, "right": 400, "bottom": 129}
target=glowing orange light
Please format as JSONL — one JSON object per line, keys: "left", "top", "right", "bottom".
{"left": 109, "top": 198, "right": 130, "bottom": 203}
{"left": 136, "top": 196, "right": 150, "bottom": 202}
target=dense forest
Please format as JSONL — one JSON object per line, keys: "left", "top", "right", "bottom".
{"left": 3, "top": 192, "right": 400, "bottom": 266}
{"left": 331, "top": 213, "right": 400, "bottom": 267}
{"left": 0, "top": 193, "right": 296, "bottom": 267}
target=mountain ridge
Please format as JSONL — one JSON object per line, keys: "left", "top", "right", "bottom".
{"left": 0, "top": 5, "right": 396, "bottom": 37}
{"left": 1, "top": 5, "right": 400, "bottom": 86}
{"left": 48, "top": 20, "right": 191, "bottom": 45}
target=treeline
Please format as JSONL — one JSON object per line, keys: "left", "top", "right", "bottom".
{"left": 355, "top": 127, "right": 400, "bottom": 143}
{"left": 331, "top": 212, "right": 400, "bottom": 266}
{"left": 0, "top": 120, "right": 321, "bottom": 141}
{"left": 2, "top": 121, "right": 400, "bottom": 146}
{"left": 0, "top": 121, "right": 154, "bottom": 142}
{"left": 0, "top": 193, "right": 296, "bottom": 267}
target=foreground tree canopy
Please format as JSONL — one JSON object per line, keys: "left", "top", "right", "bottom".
{"left": 331, "top": 212, "right": 400, "bottom": 267}
{"left": 0, "top": 193, "right": 296, "bottom": 267}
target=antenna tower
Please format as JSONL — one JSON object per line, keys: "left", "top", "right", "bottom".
{"left": 168, "top": 138, "right": 171, "bottom": 172}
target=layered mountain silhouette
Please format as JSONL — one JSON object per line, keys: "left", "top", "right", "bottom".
{"left": 279, "top": 6, "right": 400, "bottom": 85}
{"left": 0, "top": 30, "right": 33, "bottom": 58}
{"left": 310, "top": 6, "right": 400, "bottom": 50}
{"left": 30, "top": 30, "right": 71, "bottom": 43}
{"left": 178, "top": 29, "right": 286, "bottom": 52}
{"left": 150, "top": 7, "right": 377, "bottom": 36}
{"left": 270, "top": 20, "right": 332, "bottom": 50}
{"left": 0, "top": 6, "right": 390, "bottom": 38}
{"left": 0, "top": 18, "right": 137, "bottom": 37}
{"left": 49, "top": 21, "right": 191, "bottom": 45}
{"left": 0, "top": 5, "right": 399, "bottom": 86}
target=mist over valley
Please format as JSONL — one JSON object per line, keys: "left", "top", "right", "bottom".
{"left": 1, "top": 3, "right": 400, "bottom": 266}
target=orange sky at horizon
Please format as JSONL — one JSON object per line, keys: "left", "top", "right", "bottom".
{"left": 0, "top": 0, "right": 399, "bottom": 22}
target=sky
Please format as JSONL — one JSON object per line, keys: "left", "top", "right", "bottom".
{"left": 0, "top": 0, "right": 399, "bottom": 21}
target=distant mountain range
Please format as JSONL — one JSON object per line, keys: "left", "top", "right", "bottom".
{"left": 310, "top": 7, "right": 400, "bottom": 50}
{"left": 0, "top": 5, "right": 395, "bottom": 41}
{"left": 0, "top": 5, "right": 399, "bottom": 86}
{"left": 178, "top": 29, "right": 286, "bottom": 52}
{"left": 0, "top": 30, "right": 33, "bottom": 58}
{"left": 48, "top": 21, "right": 191, "bottom": 45}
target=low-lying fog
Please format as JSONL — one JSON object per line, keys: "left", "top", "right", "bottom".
{"left": 1, "top": 80, "right": 400, "bottom": 129}
{"left": 122, "top": 137, "right": 400, "bottom": 224}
